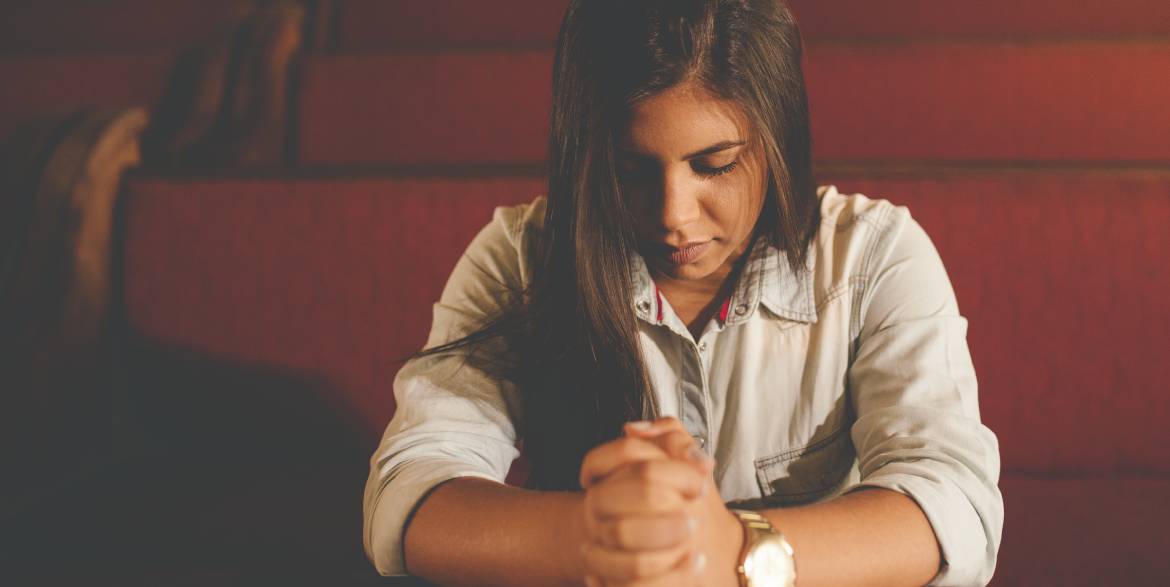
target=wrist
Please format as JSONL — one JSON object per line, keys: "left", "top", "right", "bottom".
{"left": 564, "top": 492, "right": 591, "bottom": 583}
{"left": 707, "top": 507, "right": 746, "bottom": 587}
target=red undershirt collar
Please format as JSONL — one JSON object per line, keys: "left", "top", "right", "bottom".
{"left": 652, "top": 283, "right": 733, "bottom": 325}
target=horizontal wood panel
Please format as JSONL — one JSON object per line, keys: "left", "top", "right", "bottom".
{"left": 0, "top": 54, "right": 172, "bottom": 139}
{"left": 336, "top": 0, "right": 1170, "bottom": 49}
{"left": 298, "top": 44, "right": 1170, "bottom": 165}
{"left": 0, "top": 0, "right": 245, "bottom": 53}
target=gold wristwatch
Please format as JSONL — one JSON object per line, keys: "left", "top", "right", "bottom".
{"left": 730, "top": 509, "right": 797, "bottom": 587}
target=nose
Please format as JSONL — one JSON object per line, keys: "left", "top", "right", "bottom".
{"left": 658, "top": 169, "right": 701, "bottom": 233}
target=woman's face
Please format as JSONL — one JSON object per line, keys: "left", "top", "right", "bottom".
{"left": 616, "top": 81, "right": 768, "bottom": 285}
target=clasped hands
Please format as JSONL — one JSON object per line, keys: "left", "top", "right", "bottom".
{"left": 577, "top": 417, "right": 743, "bottom": 587}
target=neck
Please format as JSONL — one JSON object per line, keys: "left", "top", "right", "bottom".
{"left": 653, "top": 243, "right": 753, "bottom": 339}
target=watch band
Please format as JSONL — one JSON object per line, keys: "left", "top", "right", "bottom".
{"left": 731, "top": 509, "right": 797, "bottom": 587}
{"left": 733, "top": 509, "right": 775, "bottom": 534}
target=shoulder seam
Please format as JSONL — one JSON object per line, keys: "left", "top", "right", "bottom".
{"left": 851, "top": 203, "right": 907, "bottom": 341}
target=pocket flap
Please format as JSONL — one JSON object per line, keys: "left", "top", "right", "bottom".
{"left": 754, "top": 425, "right": 855, "bottom": 504}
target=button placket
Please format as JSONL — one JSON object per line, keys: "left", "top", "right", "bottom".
{"left": 678, "top": 338, "right": 712, "bottom": 459}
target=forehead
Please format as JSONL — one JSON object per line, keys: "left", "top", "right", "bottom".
{"left": 617, "top": 82, "right": 751, "bottom": 157}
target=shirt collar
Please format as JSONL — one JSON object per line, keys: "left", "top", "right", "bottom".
{"left": 743, "top": 236, "right": 818, "bottom": 324}
{"left": 631, "top": 254, "right": 659, "bottom": 321}
{"left": 631, "top": 236, "right": 818, "bottom": 326}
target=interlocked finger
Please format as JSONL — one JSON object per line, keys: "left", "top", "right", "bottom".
{"left": 580, "top": 436, "right": 672, "bottom": 489}
{"left": 581, "top": 540, "right": 693, "bottom": 583}
{"left": 589, "top": 512, "right": 696, "bottom": 551}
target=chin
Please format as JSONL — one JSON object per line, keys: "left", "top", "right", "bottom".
{"left": 652, "top": 256, "right": 721, "bottom": 282}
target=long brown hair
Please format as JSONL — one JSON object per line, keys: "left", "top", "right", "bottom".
{"left": 418, "top": 0, "right": 821, "bottom": 491}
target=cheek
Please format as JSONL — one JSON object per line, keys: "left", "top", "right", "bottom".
{"left": 708, "top": 175, "right": 765, "bottom": 239}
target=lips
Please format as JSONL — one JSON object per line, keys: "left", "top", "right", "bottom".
{"left": 662, "top": 241, "right": 712, "bottom": 265}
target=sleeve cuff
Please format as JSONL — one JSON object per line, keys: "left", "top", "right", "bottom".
{"left": 364, "top": 459, "right": 503, "bottom": 576}
{"left": 848, "top": 463, "right": 1002, "bottom": 586}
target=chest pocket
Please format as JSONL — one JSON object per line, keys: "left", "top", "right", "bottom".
{"left": 754, "top": 424, "right": 856, "bottom": 506}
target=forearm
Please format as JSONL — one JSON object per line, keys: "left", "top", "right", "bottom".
{"left": 399, "top": 471, "right": 940, "bottom": 587}
{"left": 759, "top": 487, "right": 941, "bottom": 587}
{"left": 403, "top": 476, "right": 588, "bottom": 587}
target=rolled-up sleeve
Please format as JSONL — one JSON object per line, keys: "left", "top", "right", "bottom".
{"left": 846, "top": 206, "right": 1004, "bottom": 586}
{"left": 362, "top": 199, "right": 541, "bottom": 576}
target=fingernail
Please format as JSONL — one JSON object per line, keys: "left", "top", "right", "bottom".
{"left": 685, "top": 516, "right": 697, "bottom": 534}
{"left": 693, "top": 552, "right": 707, "bottom": 573}
{"left": 584, "top": 575, "right": 601, "bottom": 587}
{"left": 626, "top": 420, "right": 652, "bottom": 431}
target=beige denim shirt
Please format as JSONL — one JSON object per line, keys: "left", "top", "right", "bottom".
{"left": 363, "top": 185, "right": 1004, "bottom": 585}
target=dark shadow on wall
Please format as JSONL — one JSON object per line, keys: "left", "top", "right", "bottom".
{"left": 1, "top": 334, "right": 387, "bottom": 585}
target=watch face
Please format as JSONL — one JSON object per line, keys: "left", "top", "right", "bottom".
{"left": 744, "top": 539, "right": 796, "bottom": 586}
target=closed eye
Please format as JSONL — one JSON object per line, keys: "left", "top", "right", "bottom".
{"left": 692, "top": 160, "right": 739, "bottom": 178}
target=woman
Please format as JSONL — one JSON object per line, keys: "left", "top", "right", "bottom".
{"left": 363, "top": 1, "right": 1003, "bottom": 585}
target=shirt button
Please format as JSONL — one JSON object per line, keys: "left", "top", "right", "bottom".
{"left": 693, "top": 436, "right": 708, "bottom": 449}
{"left": 698, "top": 341, "right": 708, "bottom": 352}
{"left": 734, "top": 304, "right": 748, "bottom": 316}
{"left": 637, "top": 300, "right": 651, "bottom": 313}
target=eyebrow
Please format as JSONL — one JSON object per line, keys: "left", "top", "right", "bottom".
{"left": 683, "top": 140, "right": 746, "bottom": 160}
{"left": 617, "top": 140, "right": 747, "bottom": 161}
